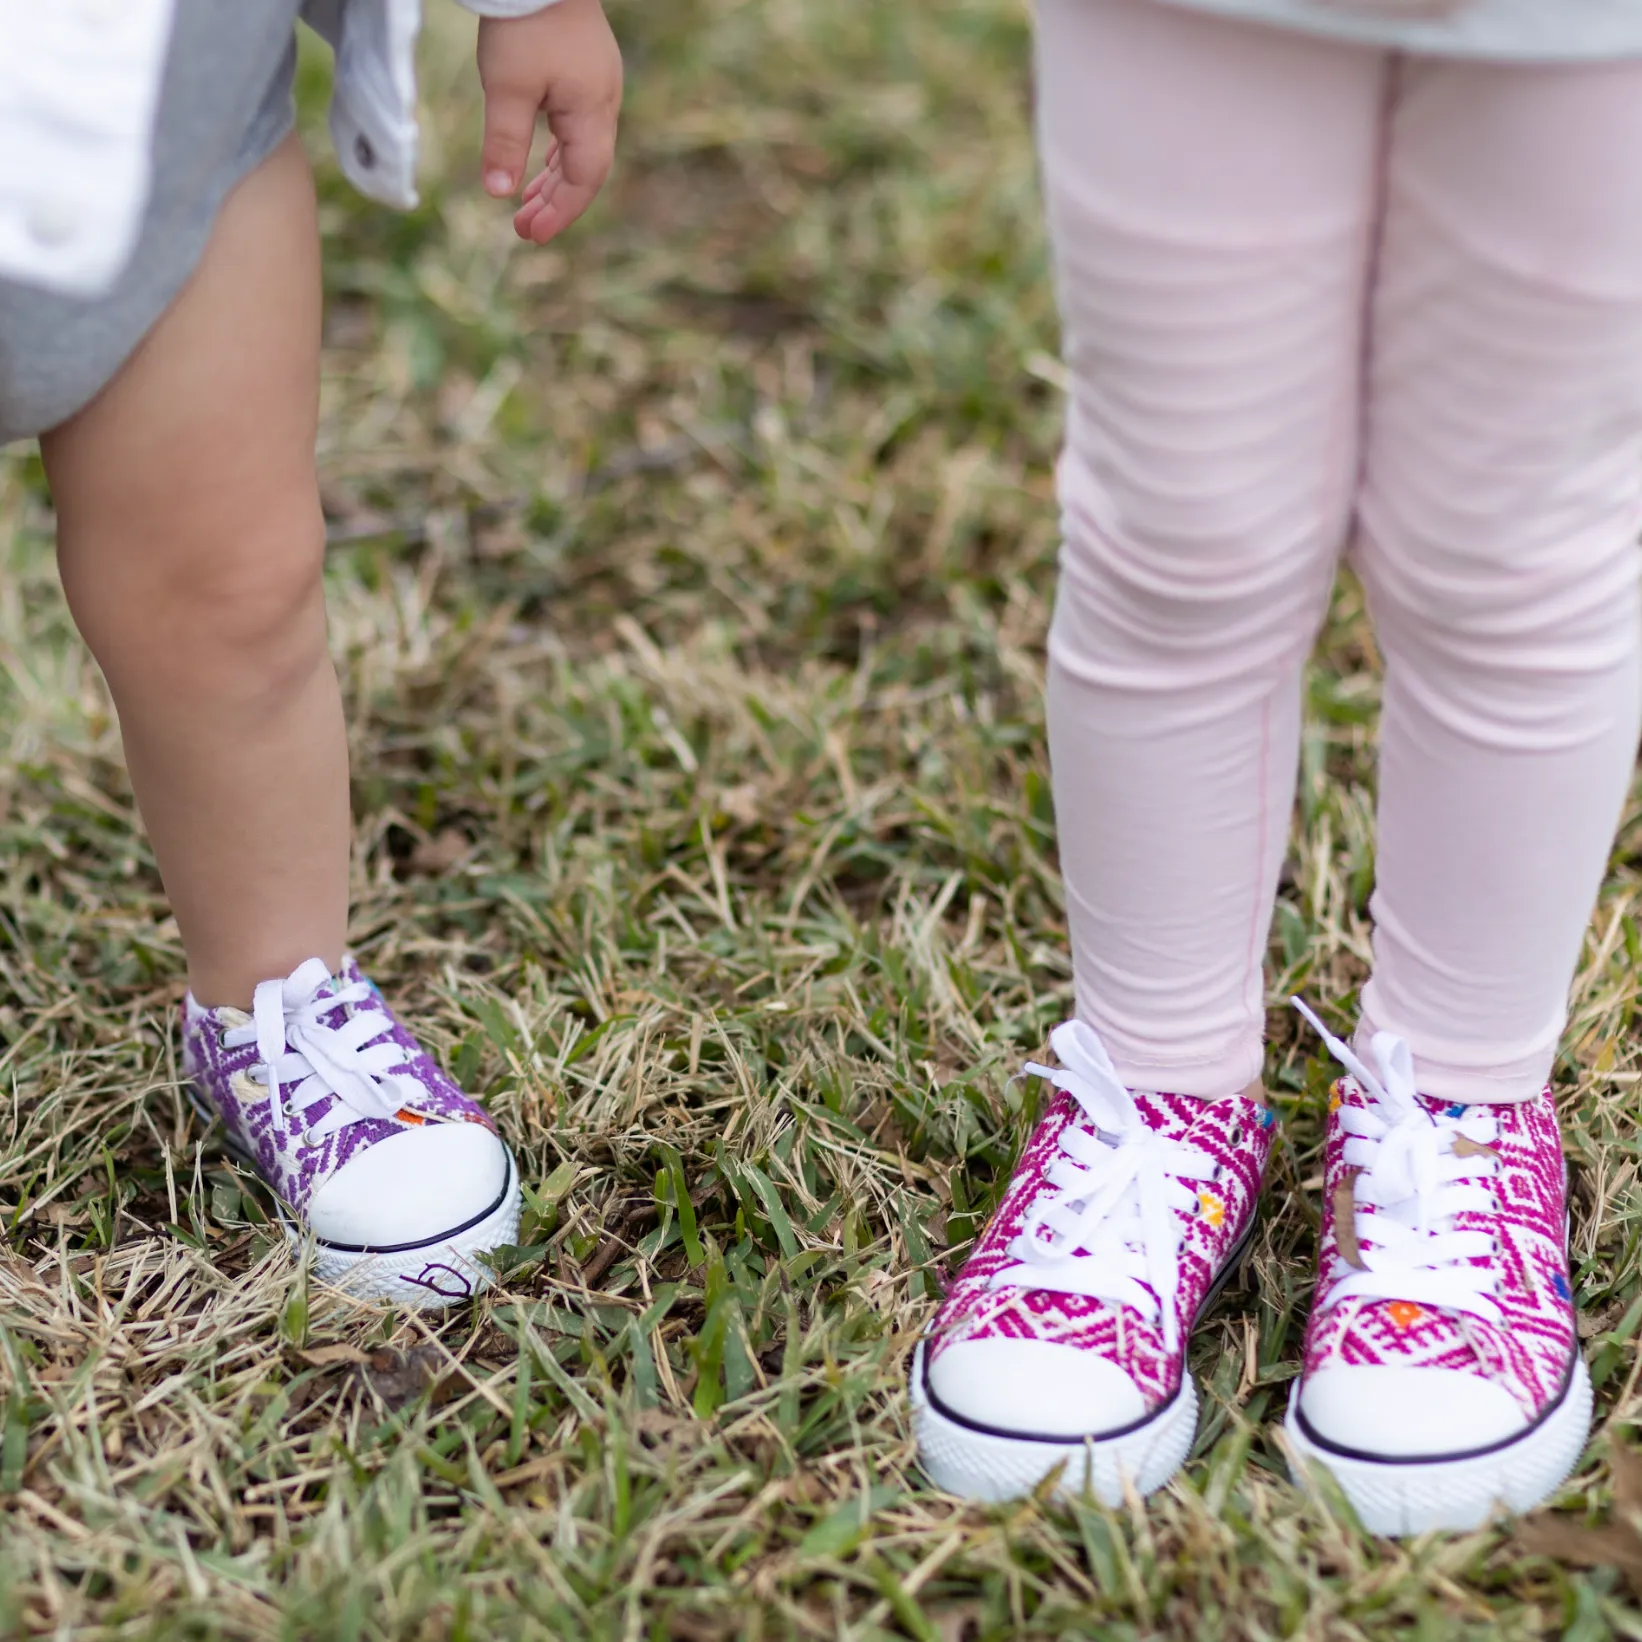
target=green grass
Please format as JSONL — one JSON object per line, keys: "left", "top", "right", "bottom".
{"left": 3, "top": 1, "right": 1642, "bottom": 1635}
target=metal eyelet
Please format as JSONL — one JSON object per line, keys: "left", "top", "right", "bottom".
{"left": 218, "top": 1030, "right": 234, "bottom": 1051}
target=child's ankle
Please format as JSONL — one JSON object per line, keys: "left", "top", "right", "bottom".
{"left": 187, "top": 948, "right": 344, "bottom": 1012}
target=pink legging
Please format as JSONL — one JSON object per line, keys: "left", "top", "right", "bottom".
{"left": 1040, "top": 0, "right": 1642, "bottom": 1103}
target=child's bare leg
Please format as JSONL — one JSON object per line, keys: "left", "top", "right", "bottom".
{"left": 42, "top": 134, "right": 346, "bottom": 1008}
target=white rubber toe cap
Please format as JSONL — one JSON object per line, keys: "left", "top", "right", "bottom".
{"left": 1298, "top": 1365, "right": 1528, "bottom": 1458}
{"left": 926, "top": 1338, "right": 1149, "bottom": 1438}
{"left": 307, "top": 1122, "right": 511, "bottom": 1248}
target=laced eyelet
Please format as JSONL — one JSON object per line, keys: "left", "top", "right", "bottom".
{"left": 218, "top": 1029, "right": 234, "bottom": 1051}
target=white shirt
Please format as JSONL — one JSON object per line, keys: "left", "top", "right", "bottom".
{"left": 0, "top": 0, "right": 557, "bottom": 300}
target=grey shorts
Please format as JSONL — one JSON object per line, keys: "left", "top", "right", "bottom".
{"left": 0, "top": 0, "right": 306, "bottom": 445}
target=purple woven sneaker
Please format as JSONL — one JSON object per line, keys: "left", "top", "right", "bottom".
{"left": 911, "top": 1021, "right": 1275, "bottom": 1503}
{"left": 181, "top": 957, "right": 520, "bottom": 1308}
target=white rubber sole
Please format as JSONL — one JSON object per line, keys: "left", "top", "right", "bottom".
{"left": 192, "top": 1089, "right": 521, "bottom": 1310}
{"left": 296, "top": 1150, "right": 523, "bottom": 1309}
{"left": 910, "top": 1340, "right": 1199, "bottom": 1505}
{"left": 1283, "top": 1355, "right": 1592, "bottom": 1535}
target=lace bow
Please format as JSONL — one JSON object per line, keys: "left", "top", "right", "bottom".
{"left": 992, "top": 1021, "right": 1219, "bottom": 1352}
{"left": 222, "top": 960, "right": 422, "bottom": 1147}
{"left": 1293, "top": 999, "right": 1502, "bottom": 1325}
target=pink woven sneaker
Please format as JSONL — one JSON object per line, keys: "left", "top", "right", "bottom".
{"left": 1286, "top": 1002, "right": 1590, "bottom": 1534}
{"left": 911, "top": 1021, "right": 1276, "bottom": 1503}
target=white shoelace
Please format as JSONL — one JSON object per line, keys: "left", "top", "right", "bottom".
{"left": 220, "top": 959, "right": 420, "bottom": 1147}
{"left": 990, "top": 1021, "right": 1219, "bottom": 1352}
{"left": 1293, "top": 999, "right": 1502, "bottom": 1326}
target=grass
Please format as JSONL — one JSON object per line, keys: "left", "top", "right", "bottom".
{"left": 3, "top": 0, "right": 1642, "bottom": 1635}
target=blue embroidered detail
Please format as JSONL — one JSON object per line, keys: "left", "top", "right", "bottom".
{"left": 1552, "top": 1273, "right": 1571, "bottom": 1301}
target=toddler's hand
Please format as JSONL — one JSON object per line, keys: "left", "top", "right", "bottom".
{"left": 477, "top": 0, "right": 622, "bottom": 245}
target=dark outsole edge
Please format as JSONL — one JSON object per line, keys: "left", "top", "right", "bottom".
{"left": 1290, "top": 1350, "right": 1582, "bottom": 1469}
{"left": 920, "top": 1213, "right": 1260, "bottom": 1449}
{"left": 314, "top": 1153, "right": 516, "bottom": 1255}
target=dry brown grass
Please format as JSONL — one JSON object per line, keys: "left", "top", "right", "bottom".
{"left": 2, "top": 2, "right": 1642, "bottom": 1636}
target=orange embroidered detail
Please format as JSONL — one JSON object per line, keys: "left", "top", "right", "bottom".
{"left": 1328, "top": 1083, "right": 1344, "bottom": 1114}
{"left": 393, "top": 1106, "right": 497, "bottom": 1134}
{"left": 1386, "top": 1300, "right": 1424, "bottom": 1331}
{"left": 1197, "top": 1189, "right": 1225, "bottom": 1228}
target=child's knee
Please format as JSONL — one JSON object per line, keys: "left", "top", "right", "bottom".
{"left": 1360, "top": 519, "right": 1642, "bottom": 747}
{"left": 1363, "top": 515, "right": 1640, "bottom": 662}
{"left": 69, "top": 501, "right": 329, "bottom": 697}
{"left": 1053, "top": 437, "right": 1340, "bottom": 690}
{"left": 186, "top": 519, "right": 328, "bottom": 659}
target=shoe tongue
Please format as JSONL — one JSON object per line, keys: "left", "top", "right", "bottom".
{"left": 1131, "top": 1090, "right": 1200, "bottom": 1140}
{"left": 1417, "top": 1093, "right": 1474, "bottom": 1120}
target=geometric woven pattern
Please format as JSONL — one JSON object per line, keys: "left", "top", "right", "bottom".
{"left": 1302, "top": 1077, "right": 1577, "bottom": 1423}
{"left": 181, "top": 957, "right": 499, "bottom": 1218}
{"left": 927, "top": 1078, "right": 1276, "bottom": 1414}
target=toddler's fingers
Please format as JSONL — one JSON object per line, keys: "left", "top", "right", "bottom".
{"left": 514, "top": 188, "right": 568, "bottom": 243}
{"left": 545, "top": 102, "right": 616, "bottom": 204}
{"left": 520, "top": 178, "right": 602, "bottom": 245}
{"left": 513, "top": 152, "right": 563, "bottom": 239}
{"left": 520, "top": 143, "right": 560, "bottom": 205}
{"left": 510, "top": 111, "right": 611, "bottom": 243}
{"left": 480, "top": 82, "right": 541, "bottom": 198}
{"left": 513, "top": 190, "right": 557, "bottom": 241}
